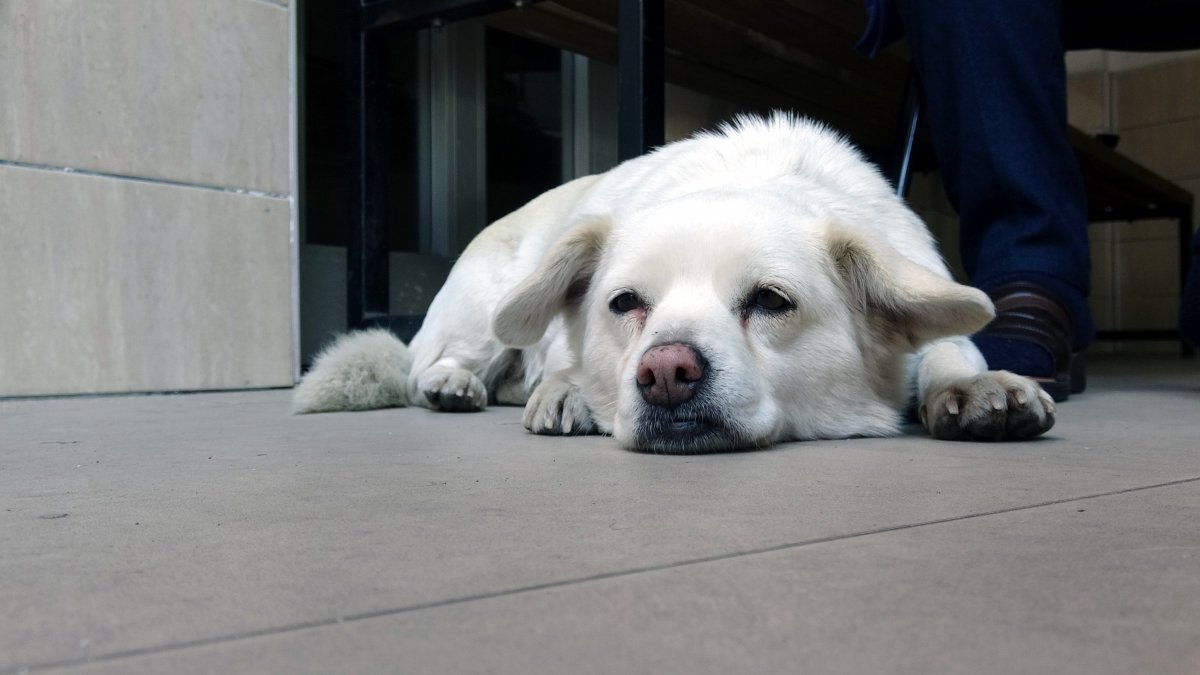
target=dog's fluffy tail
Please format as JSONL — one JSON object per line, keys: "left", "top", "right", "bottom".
{"left": 292, "top": 329, "right": 412, "bottom": 414}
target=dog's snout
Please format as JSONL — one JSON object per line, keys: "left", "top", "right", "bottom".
{"left": 637, "top": 343, "right": 705, "bottom": 408}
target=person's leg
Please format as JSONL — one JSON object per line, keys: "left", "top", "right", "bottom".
{"left": 1181, "top": 227, "right": 1200, "bottom": 348}
{"left": 895, "top": 0, "right": 1094, "bottom": 397}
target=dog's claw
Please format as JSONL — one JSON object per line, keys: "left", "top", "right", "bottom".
{"left": 523, "top": 371, "right": 596, "bottom": 436}
{"left": 989, "top": 393, "right": 1005, "bottom": 411}
{"left": 923, "top": 370, "right": 1055, "bottom": 441}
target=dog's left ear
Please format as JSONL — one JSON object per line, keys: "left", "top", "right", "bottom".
{"left": 492, "top": 217, "right": 612, "bottom": 347}
{"left": 825, "top": 225, "right": 994, "bottom": 347}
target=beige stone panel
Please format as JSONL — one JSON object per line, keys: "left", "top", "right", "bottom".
{"left": 1088, "top": 293, "right": 1115, "bottom": 332}
{"left": 1088, "top": 221, "right": 1115, "bottom": 300}
{"left": 1117, "top": 119, "right": 1200, "bottom": 183}
{"left": 1116, "top": 295, "right": 1178, "bottom": 333}
{"left": 1067, "top": 71, "right": 1106, "bottom": 133}
{"left": 1114, "top": 218, "right": 1177, "bottom": 244}
{"left": 0, "top": 0, "right": 289, "bottom": 194}
{"left": 1118, "top": 56, "right": 1200, "bottom": 129}
{"left": 1117, "top": 236, "right": 1183, "bottom": 301}
{"left": 1087, "top": 223, "right": 1116, "bottom": 340}
{"left": 1179, "top": 177, "right": 1200, "bottom": 226}
{"left": 0, "top": 166, "right": 294, "bottom": 396}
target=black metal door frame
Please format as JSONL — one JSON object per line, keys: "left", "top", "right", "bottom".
{"left": 345, "top": 0, "right": 664, "bottom": 336}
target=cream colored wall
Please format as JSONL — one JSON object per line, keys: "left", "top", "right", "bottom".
{"left": 1068, "top": 52, "right": 1200, "bottom": 353}
{"left": 0, "top": 0, "right": 296, "bottom": 396}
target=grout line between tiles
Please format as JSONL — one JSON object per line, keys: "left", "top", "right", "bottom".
{"left": 0, "top": 159, "right": 288, "bottom": 201}
{"left": 15, "top": 474, "right": 1200, "bottom": 674}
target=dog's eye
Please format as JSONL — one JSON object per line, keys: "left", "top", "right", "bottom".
{"left": 751, "top": 288, "right": 792, "bottom": 312}
{"left": 609, "top": 292, "right": 645, "bottom": 314}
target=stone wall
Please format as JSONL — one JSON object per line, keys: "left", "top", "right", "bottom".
{"left": 0, "top": 0, "right": 296, "bottom": 395}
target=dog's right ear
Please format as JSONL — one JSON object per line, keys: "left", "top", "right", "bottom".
{"left": 492, "top": 217, "right": 612, "bottom": 347}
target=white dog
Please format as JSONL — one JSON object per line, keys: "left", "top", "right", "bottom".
{"left": 294, "top": 113, "right": 1055, "bottom": 453}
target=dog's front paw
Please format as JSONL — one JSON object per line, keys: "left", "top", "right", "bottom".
{"left": 417, "top": 366, "right": 488, "bottom": 412}
{"left": 921, "top": 370, "right": 1056, "bottom": 441}
{"left": 523, "top": 373, "right": 596, "bottom": 435}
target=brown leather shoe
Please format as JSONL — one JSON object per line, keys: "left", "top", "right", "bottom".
{"left": 975, "top": 282, "right": 1084, "bottom": 402}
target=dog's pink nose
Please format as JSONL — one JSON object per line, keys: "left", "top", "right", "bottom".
{"left": 637, "top": 344, "right": 705, "bottom": 408}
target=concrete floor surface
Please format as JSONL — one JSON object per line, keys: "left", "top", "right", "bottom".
{"left": 2, "top": 356, "right": 1199, "bottom": 674}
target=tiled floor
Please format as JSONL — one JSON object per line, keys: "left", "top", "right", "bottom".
{"left": 3, "top": 356, "right": 1199, "bottom": 674}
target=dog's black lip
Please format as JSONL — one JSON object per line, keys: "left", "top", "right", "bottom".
{"left": 633, "top": 408, "right": 742, "bottom": 454}
{"left": 664, "top": 416, "right": 721, "bottom": 436}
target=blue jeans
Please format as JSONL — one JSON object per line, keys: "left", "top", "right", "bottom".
{"left": 861, "top": 0, "right": 1094, "bottom": 349}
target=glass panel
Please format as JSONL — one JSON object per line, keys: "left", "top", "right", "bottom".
{"left": 302, "top": 1, "right": 420, "bottom": 253}
{"left": 485, "top": 28, "right": 564, "bottom": 223}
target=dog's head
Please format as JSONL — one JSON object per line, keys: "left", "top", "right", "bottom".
{"left": 493, "top": 190, "right": 992, "bottom": 453}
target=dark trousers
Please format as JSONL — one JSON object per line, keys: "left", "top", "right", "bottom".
{"left": 893, "top": 0, "right": 1095, "bottom": 348}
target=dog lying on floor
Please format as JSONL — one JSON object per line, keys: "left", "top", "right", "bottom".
{"left": 294, "top": 113, "right": 1055, "bottom": 453}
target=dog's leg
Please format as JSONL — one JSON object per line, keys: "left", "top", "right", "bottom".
{"left": 521, "top": 368, "right": 597, "bottom": 435}
{"left": 916, "top": 337, "right": 1056, "bottom": 441}
{"left": 406, "top": 270, "right": 519, "bottom": 413}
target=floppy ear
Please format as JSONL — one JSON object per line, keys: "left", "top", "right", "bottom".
{"left": 492, "top": 217, "right": 612, "bottom": 347}
{"left": 825, "top": 226, "right": 994, "bottom": 347}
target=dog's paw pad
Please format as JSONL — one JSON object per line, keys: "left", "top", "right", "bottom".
{"left": 523, "top": 375, "right": 595, "bottom": 436}
{"left": 922, "top": 371, "right": 1055, "bottom": 441}
{"left": 418, "top": 367, "right": 488, "bottom": 412}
